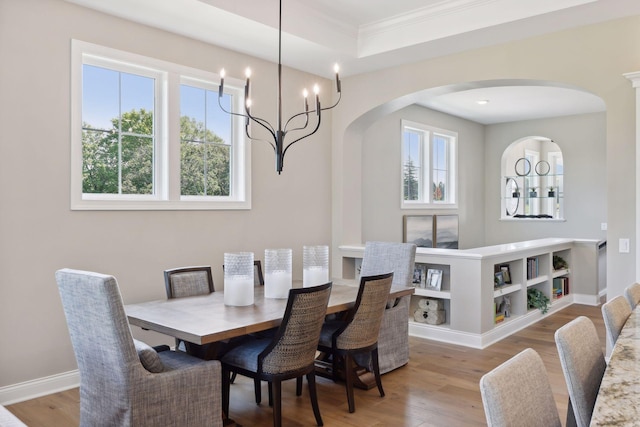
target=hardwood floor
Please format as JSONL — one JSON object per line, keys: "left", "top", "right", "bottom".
{"left": 7, "top": 304, "right": 605, "bottom": 426}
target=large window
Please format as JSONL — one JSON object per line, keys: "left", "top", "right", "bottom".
{"left": 71, "top": 40, "right": 249, "bottom": 210}
{"left": 401, "top": 120, "right": 457, "bottom": 208}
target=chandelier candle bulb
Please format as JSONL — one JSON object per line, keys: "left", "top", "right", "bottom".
{"left": 265, "top": 248, "right": 292, "bottom": 299}
{"left": 218, "top": 69, "right": 225, "bottom": 97}
{"left": 223, "top": 252, "right": 255, "bottom": 306}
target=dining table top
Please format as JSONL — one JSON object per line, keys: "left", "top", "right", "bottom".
{"left": 590, "top": 304, "right": 640, "bottom": 426}
{"left": 125, "top": 278, "right": 414, "bottom": 345}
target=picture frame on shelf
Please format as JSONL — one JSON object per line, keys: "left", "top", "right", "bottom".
{"left": 426, "top": 269, "right": 443, "bottom": 291}
{"left": 412, "top": 265, "right": 426, "bottom": 287}
{"left": 494, "top": 271, "right": 505, "bottom": 288}
{"left": 500, "top": 265, "right": 512, "bottom": 284}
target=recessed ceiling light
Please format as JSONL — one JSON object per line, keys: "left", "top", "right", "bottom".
{"left": 476, "top": 99, "right": 489, "bottom": 105}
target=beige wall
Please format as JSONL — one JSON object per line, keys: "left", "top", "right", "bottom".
{"left": 484, "top": 113, "right": 607, "bottom": 244}
{"left": 332, "top": 15, "right": 638, "bottom": 301}
{"left": 361, "top": 104, "right": 486, "bottom": 248}
{"left": 0, "top": 0, "right": 332, "bottom": 388}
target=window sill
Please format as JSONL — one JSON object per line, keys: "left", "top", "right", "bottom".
{"left": 71, "top": 199, "right": 251, "bottom": 211}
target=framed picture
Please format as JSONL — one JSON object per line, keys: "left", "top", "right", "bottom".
{"left": 434, "top": 214, "right": 459, "bottom": 249}
{"left": 426, "top": 269, "right": 443, "bottom": 291}
{"left": 494, "top": 271, "right": 505, "bottom": 288}
{"left": 412, "top": 264, "right": 426, "bottom": 287}
{"left": 500, "top": 264, "right": 512, "bottom": 284}
{"left": 403, "top": 215, "right": 434, "bottom": 248}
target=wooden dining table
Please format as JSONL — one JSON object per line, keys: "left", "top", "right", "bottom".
{"left": 125, "top": 278, "right": 414, "bottom": 347}
{"left": 590, "top": 304, "right": 640, "bottom": 426}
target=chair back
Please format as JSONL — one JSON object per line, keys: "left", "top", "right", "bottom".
{"left": 601, "top": 295, "right": 631, "bottom": 346}
{"left": 624, "top": 282, "right": 640, "bottom": 309}
{"left": 554, "top": 316, "right": 605, "bottom": 427}
{"left": 360, "top": 241, "right": 416, "bottom": 287}
{"left": 480, "top": 348, "right": 561, "bottom": 427}
{"left": 55, "top": 269, "right": 139, "bottom": 404}
{"left": 334, "top": 273, "right": 394, "bottom": 350}
{"left": 254, "top": 260, "right": 264, "bottom": 286}
{"left": 259, "top": 282, "right": 332, "bottom": 375}
{"left": 164, "top": 266, "right": 214, "bottom": 298}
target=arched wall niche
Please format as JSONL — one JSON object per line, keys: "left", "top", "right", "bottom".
{"left": 501, "top": 136, "right": 563, "bottom": 220}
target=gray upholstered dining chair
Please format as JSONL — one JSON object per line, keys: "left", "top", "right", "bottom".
{"left": 56, "top": 268, "right": 222, "bottom": 426}
{"left": 601, "top": 295, "right": 631, "bottom": 348}
{"left": 480, "top": 348, "right": 562, "bottom": 427}
{"left": 221, "top": 282, "right": 332, "bottom": 427}
{"left": 359, "top": 241, "right": 416, "bottom": 373}
{"left": 554, "top": 316, "right": 606, "bottom": 427}
{"left": 624, "top": 282, "right": 640, "bottom": 309}
{"left": 317, "top": 272, "right": 393, "bottom": 413}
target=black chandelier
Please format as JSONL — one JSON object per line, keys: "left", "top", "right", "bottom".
{"left": 217, "top": 0, "right": 342, "bottom": 174}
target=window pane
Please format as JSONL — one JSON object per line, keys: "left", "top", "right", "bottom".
{"left": 121, "top": 72, "right": 154, "bottom": 119}
{"left": 403, "top": 130, "right": 421, "bottom": 201}
{"left": 433, "top": 170, "right": 446, "bottom": 201}
{"left": 82, "top": 129, "right": 118, "bottom": 194}
{"left": 82, "top": 64, "right": 155, "bottom": 196}
{"left": 121, "top": 135, "right": 153, "bottom": 194}
{"left": 432, "top": 134, "right": 448, "bottom": 202}
{"left": 180, "top": 84, "right": 232, "bottom": 196}
{"left": 82, "top": 65, "right": 119, "bottom": 130}
{"left": 433, "top": 135, "right": 447, "bottom": 170}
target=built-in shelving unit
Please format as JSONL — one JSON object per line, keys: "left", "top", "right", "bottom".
{"left": 339, "top": 238, "right": 601, "bottom": 349}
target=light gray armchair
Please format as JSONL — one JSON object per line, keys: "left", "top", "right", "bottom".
{"left": 56, "top": 268, "right": 222, "bottom": 427}
{"left": 360, "top": 241, "right": 416, "bottom": 373}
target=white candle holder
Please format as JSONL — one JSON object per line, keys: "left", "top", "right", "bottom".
{"left": 303, "top": 245, "right": 329, "bottom": 287}
{"left": 224, "top": 252, "right": 254, "bottom": 306}
{"left": 264, "top": 248, "right": 292, "bottom": 299}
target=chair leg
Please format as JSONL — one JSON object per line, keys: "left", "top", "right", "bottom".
{"left": 222, "top": 365, "right": 232, "bottom": 421}
{"left": 371, "top": 347, "right": 385, "bottom": 398}
{"left": 296, "top": 376, "right": 303, "bottom": 396}
{"left": 307, "top": 372, "right": 324, "bottom": 426}
{"left": 254, "top": 378, "right": 262, "bottom": 404}
{"left": 344, "top": 354, "right": 356, "bottom": 413}
{"left": 268, "top": 381, "right": 274, "bottom": 407}
{"left": 272, "top": 380, "right": 282, "bottom": 427}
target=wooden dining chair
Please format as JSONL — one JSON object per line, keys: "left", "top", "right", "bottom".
{"left": 317, "top": 272, "right": 394, "bottom": 413}
{"left": 601, "top": 295, "right": 631, "bottom": 349}
{"left": 480, "top": 348, "right": 561, "bottom": 427}
{"left": 221, "top": 282, "right": 332, "bottom": 427}
{"left": 554, "top": 316, "right": 606, "bottom": 427}
{"left": 624, "top": 282, "right": 640, "bottom": 309}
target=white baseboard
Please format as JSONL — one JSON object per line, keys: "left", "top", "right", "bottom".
{"left": 0, "top": 370, "right": 79, "bottom": 406}
{"left": 410, "top": 296, "right": 576, "bottom": 349}
{"left": 573, "top": 292, "right": 601, "bottom": 306}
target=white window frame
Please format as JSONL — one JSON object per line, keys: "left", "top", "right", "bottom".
{"left": 70, "top": 40, "right": 250, "bottom": 210}
{"left": 401, "top": 120, "right": 457, "bottom": 209}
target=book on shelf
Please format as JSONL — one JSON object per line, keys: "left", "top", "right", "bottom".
{"left": 527, "top": 257, "right": 539, "bottom": 280}
{"left": 553, "top": 277, "right": 570, "bottom": 297}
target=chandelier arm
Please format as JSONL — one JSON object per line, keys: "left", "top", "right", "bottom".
{"left": 282, "top": 112, "right": 322, "bottom": 158}
{"left": 320, "top": 92, "right": 342, "bottom": 112}
{"left": 283, "top": 112, "right": 310, "bottom": 133}
{"left": 245, "top": 126, "right": 276, "bottom": 151}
